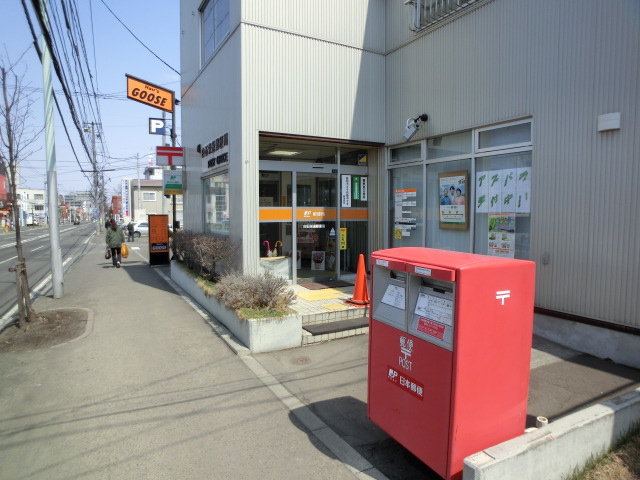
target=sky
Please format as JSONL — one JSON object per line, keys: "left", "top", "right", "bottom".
{"left": 0, "top": 0, "right": 181, "bottom": 197}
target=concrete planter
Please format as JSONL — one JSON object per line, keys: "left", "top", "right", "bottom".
{"left": 170, "top": 261, "right": 302, "bottom": 353}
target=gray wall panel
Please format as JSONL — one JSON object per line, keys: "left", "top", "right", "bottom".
{"left": 387, "top": 0, "right": 640, "bottom": 328}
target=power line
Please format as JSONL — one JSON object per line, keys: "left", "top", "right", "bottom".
{"left": 98, "top": 0, "right": 180, "bottom": 75}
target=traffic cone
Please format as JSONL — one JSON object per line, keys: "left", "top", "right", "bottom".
{"left": 345, "top": 254, "right": 370, "bottom": 307}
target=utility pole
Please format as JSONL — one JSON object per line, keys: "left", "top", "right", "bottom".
{"left": 84, "top": 122, "right": 101, "bottom": 234}
{"left": 136, "top": 153, "right": 141, "bottom": 222}
{"left": 40, "top": 0, "right": 63, "bottom": 298}
{"left": 171, "top": 107, "right": 177, "bottom": 229}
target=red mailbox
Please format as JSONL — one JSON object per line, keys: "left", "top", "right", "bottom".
{"left": 367, "top": 247, "right": 535, "bottom": 480}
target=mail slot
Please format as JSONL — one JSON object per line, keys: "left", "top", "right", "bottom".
{"left": 367, "top": 247, "right": 535, "bottom": 480}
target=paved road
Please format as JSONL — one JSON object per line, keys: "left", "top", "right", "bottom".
{"left": 0, "top": 224, "right": 95, "bottom": 327}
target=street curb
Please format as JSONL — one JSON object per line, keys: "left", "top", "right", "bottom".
{"left": 463, "top": 388, "right": 640, "bottom": 480}
{"left": 152, "top": 266, "right": 251, "bottom": 356}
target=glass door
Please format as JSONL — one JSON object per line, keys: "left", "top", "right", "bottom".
{"left": 295, "top": 172, "right": 337, "bottom": 282}
{"left": 259, "top": 139, "right": 371, "bottom": 285}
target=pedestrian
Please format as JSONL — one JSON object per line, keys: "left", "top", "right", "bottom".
{"left": 127, "top": 220, "right": 135, "bottom": 242}
{"left": 106, "top": 219, "right": 126, "bottom": 268}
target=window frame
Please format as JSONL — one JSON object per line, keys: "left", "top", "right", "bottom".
{"left": 142, "top": 192, "right": 156, "bottom": 202}
{"left": 475, "top": 118, "right": 533, "bottom": 154}
{"left": 200, "top": 0, "right": 230, "bottom": 65}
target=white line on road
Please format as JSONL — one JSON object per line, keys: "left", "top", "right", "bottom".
{"left": 0, "top": 255, "right": 18, "bottom": 265}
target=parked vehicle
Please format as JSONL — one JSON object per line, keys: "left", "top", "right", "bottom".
{"left": 132, "top": 221, "right": 149, "bottom": 238}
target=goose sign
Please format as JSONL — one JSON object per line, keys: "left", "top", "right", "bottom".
{"left": 126, "top": 74, "right": 174, "bottom": 113}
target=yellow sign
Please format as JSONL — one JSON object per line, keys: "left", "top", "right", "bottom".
{"left": 340, "top": 228, "right": 347, "bottom": 250}
{"left": 126, "top": 74, "right": 174, "bottom": 113}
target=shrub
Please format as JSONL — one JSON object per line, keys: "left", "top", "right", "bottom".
{"left": 214, "top": 270, "right": 295, "bottom": 314}
{"left": 172, "top": 230, "right": 237, "bottom": 280}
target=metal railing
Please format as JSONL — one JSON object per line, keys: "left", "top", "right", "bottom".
{"left": 406, "top": 0, "right": 484, "bottom": 31}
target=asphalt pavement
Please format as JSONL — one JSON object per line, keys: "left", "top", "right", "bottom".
{"left": 1, "top": 233, "right": 639, "bottom": 480}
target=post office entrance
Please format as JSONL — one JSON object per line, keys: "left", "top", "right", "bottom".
{"left": 258, "top": 139, "right": 370, "bottom": 284}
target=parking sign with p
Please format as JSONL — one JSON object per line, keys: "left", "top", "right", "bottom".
{"left": 149, "top": 118, "right": 167, "bottom": 135}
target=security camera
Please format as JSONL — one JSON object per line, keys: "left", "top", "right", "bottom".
{"left": 403, "top": 122, "right": 419, "bottom": 142}
{"left": 403, "top": 114, "right": 429, "bottom": 142}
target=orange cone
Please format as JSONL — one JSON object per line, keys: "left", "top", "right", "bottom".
{"left": 345, "top": 254, "right": 370, "bottom": 307}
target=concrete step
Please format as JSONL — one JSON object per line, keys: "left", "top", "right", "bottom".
{"left": 302, "top": 316, "right": 369, "bottom": 346}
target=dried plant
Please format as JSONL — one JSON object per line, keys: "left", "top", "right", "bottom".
{"left": 173, "top": 230, "right": 238, "bottom": 280}
{"left": 214, "top": 270, "right": 295, "bottom": 313}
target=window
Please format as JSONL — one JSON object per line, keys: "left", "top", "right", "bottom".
{"left": 34, "top": 194, "right": 44, "bottom": 200}
{"left": 387, "top": 119, "right": 532, "bottom": 259}
{"left": 143, "top": 192, "right": 156, "bottom": 202}
{"left": 390, "top": 144, "right": 421, "bottom": 164}
{"left": 477, "top": 120, "right": 532, "bottom": 152}
{"left": 389, "top": 165, "right": 424, "bottom": 247}
{"left": 201, "top": 0, "right": 230, "bottom": 64}
{"left": 204, "top": 172, "right": 230, "bottom": 234}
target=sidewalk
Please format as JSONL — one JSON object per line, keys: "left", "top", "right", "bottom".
{"left": 1, "top": 234, "right": 639, "bottom": 480}
{"left": 0, "top": 236, "right": 374, "bottom": 480}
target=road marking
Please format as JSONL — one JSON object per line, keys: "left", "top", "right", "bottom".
{"left": 0, "top": 255, "right": 18, "bottom": 266}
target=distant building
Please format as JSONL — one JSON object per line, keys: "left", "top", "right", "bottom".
{"left": 16, "top": 188, "right": 45, "bottom": 226}
{"left": 64, "top": 191, "right": 94, "bottom": 222}
{"left": 0, "top": 173, "right": 9, "bottom": 227}
{"left": 120, "top": 178, "right": 183, "bottom": 226}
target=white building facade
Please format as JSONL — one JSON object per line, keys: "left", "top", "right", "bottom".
{"left": 179, "top": 0, "right": 639, "bottom": 363}
{"left": 17, "top": 188, "right": 46, "bottom": 225}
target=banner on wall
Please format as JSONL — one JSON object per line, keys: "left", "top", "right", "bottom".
{"left": 341, "top": 175, "right": 351, "bottom": 207}
{"left": 121, "top": 179, "right": 130, "bottom": 217}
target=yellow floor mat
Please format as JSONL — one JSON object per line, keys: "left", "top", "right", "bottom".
{"left": 321, "top": 303, "right": 351, "bottom": 310}
{"left": 296, "top": 289, "right": 344, "bottom": 301}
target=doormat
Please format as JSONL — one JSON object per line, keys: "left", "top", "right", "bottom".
{"left": 300, "top": 280, "right": 354, "bottom": 290}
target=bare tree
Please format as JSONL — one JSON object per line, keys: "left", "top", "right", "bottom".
{"left": 0, "top": 57, "right": 42, "bottom": 327}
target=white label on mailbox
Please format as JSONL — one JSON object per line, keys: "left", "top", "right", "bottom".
{"left": 496, "top": 290, "right": 511, "bottom": 305}
{"left": 381, "top": 284, "right": 406, "bottom": 310}
{"left": 399, "top": 336, "right": 413, "bottom": 371}
{"left": 376, "top": 259, "right": 389, "bottom": 267}
{"left": 415, "top": 292, "right": 453, "bottom": 326}
{"left": 414, "top": 266, "right": 432, "bottom": 276}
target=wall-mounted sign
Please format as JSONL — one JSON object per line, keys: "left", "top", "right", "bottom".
{"left": 156, "top": 146, "right": 184, "bottom": 166}
{"left": 340, "top": 227, "right": 347, "bottom": 250}
{"left": 126, "top": 74, "right": 174, "bottom": 113}
{"left": 163, "top": 171, "right": 183, "bottom": 195}
{"left": 199, "top": 132, "right": 229, "bottom": 171}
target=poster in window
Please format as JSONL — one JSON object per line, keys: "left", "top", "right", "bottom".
{"left": 488, "top": 213, "right": 516, "bottom": 258}
{"left": 476, "top": 167, "right": 531, "bottom": 214}
{"left": 438, "top": 171, "right": 468, "bottom": 230}
{"left": 394, "top": 188, "right": 417, "bottom": 237}
{"left": 515, "top": 167, "right": 531, "bottom": 213}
